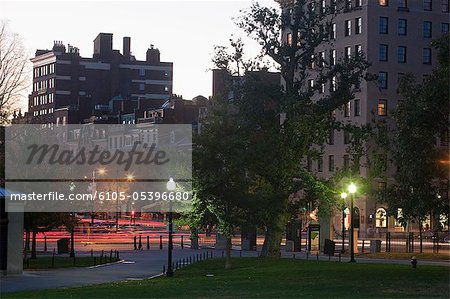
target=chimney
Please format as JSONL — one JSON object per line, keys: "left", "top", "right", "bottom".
{"left": 93, "top": 33, "right": 113, "bottom": 60}
{"left": 123, "top": 37, "right": 131, "bottom": 57}
{"left": 146, "top": 45, "right": 160, "bottom": 63}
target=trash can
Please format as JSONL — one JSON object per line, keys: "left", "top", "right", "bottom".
{"left": 285, "top": 240, "right": 294, "bottom": 252}
{"left": 323, "top": 239, "right": 335, "bottom": 255}
{"left": 57, "top": 238, "right": 70, "bottom": 254}
{"left": 370, "top": 240, "right": 381, "bottom": 253}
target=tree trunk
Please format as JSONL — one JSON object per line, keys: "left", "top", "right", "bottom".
{"left": 25, "top": 230, "right": 30, "bottom": 251}
{"left": 31, "top": 230, "right": 37, "bottom": 259}
{"left": 418, "top": 216, "right": 423, "bottom": 253}
{"left": 260, "top": 218, "right": 285, "bottom": 257}
{"left": 225, "top": 237, "right": 232, "bottom": 269}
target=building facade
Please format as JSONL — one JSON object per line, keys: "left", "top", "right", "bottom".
{"left": 280, "top": 0, "right": 449, "bottom": 237}
{"left": 16, "top": 33, "right": 173, "bottom": 125}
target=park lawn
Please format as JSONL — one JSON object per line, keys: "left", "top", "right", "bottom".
{"left": 24, "top": 256, "right": 120, "bottom": 269}
{"left": 358, "top": 252, "right": 450, "bottom": 261}
{"left": 5, "top": 258, "right": 449, "bottom": 298}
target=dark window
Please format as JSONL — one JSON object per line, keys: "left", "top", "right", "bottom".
{"left": 397, "top": 46, "right": 407, "bottom": 63}
{"left": 343, "top": 155, "right": 350, "bottom": 170}
{"left": 355, "top": 17, "right": 362, "bottom": 34}
{"left": 345, "top": 0, "right": 352, "bottom": 10}
{"left": 397, "top": 72, "right": 405, "bottom": 83}
{"left": 442, "top": 23, "right": 450, "bottom": 33}
{"left": 307, "top": 157, "right": 312, "bottom": 171}
{"left": 398, "top": 19, "right": 407, "bottom": 35}
{"left": 378, "top": 72, "right": 388, "bottom": 89}
{"left": 423, "top": 21, "right": 432, "bottom": 38}
{"left": 344, "top": 131, "right": 351, "bottom": 144}
{"left": 354, "top": 99, "right": 361, "bottom": 116}
{"left": 379, "top": 0, "right": 388, "bottom": 6}
{"left": 379, "top": 44, "right": 388, "bottom": 61}
{"left": 355, "top": 0, "right": 362, "bottom": 7}
{"left": 329, "top": 155, "right": 335, "bottom": 172}
{"left": 424, "top": 0, "right": 432, "bottom": 11}
{"left": 318, "top": 156, "right": 323, "bottom": 172}
{"left": 379, "top": 17, "right": 389, "bottom": 34}
{"left": 378, "top": 99, "right": 387, "bottom": 116}
{"left": 442, "top": 0, "right": 449, "bottom": 12}
{"left": 398, "top": 0, "right": 408, "bottom": 8}
{"left": 329, "top": 129, "right": 335, "bottom": 145}
{"left": 423, "top": 48, "right": 432, "bottom": 64}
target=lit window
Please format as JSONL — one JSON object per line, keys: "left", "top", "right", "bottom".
{"left": 379, "top": 0, "right": 388, "bottom": 6}
{"left": 286, "top": 32, "right": 292, "bottom": 46}
{"left": 423, "top": 0, "right": 432, "bottom": 11}
{"left": 344, "top": 102, "right": 351, "bottom": 117}
{"left": 345, "top": 20, "right": 352, "bottom": 36}
{"left": 139, "top": 83, "right": 145, "bottom": 91}
{"left": 378, "top": 99, "right": 387, "bottom": 116}
{"left": 331, "top": 76, "right": 337, "bottom": 91}
{"left": 379, "top": 17, "right": 388, "bottom": 34}
{"left": 330, "top": 49, "right": 336, "bottom": 66}
{"left": 379, "top": 44, "right": 388, "bottom": 61}
{"left": 423, "top": 21, "right": 432, "bottom": 38}
{"left": 139, "top": 69, "right": 145, "bottom": 76}
{"left": 354, "top": 99, "right": 361, "bottom": 116}
{"left": 164, "top": 86, "right": 169, "bottom": 92}
{"left": 398, "top": 19, "right": 407, "bottom": 35}
{"left": 375, "top": 208, "right": 387, "bottom": 228}
{"left": 355, "top": 17, "right": 362, "bottom": 34}
{"left": 397, "top": 46, "right": 407, "bottom": 63}
{"left": 345, "top": 46, "right": 352, "bottom": 59}
{"left": 345, "top": 0, "right": 352, "bottom": 10}
{"left": 355, "top": 0, "right": 362, "bottom": 7}
{"left": 319, "top": 51, "right": 326, "bottom": 67}
{"left": 308, "top": 79, "right": 314, "bottom": 91}
{"left": 354, "top": 45, "right": 362, "bottom": 57}
{"left": 331, "top": 23, "right": 337, "bottom": 39}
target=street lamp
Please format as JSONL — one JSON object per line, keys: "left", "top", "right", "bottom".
{"left": 166, "top": 177, "right": 176, "bottom": 277}
{"left": 340, "top": 192, "right": 347, "bottom": 253}
{"left": 348, "top": 182, "right": 356, "bottom": 263}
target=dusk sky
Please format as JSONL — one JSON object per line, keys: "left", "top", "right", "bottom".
{"left": 1, "top": 0, "right": 277, "bottom": 110}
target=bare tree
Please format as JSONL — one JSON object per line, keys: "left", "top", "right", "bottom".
{"left": 0, "top": 20, "right": 29, "bottom": 124}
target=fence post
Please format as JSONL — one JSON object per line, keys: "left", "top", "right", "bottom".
{"left": 147, "top": 236, "right": 150, "bottom": 250}
{"left": 110, "top": 249, "right": 113, "bottom": 262}
{"left": 134, "top": 236, "right": 137, "bottom": 250}
{"left": 388, "top": 232, "right": 391, "bottom": 252}
{"left": 362, "top": 240, "right": 365, "bottom": 253}
{"left": 91, "top": 248, "right": 93, "bottom": 257}
{"left": 52, "top": 248, "right": 55, "bottom": 268}
{"left": 181, "top": 236, "right": 184, "bottom": 249}
{"left": 44, "top": 235, "right": 47, "bottom": 252}
{"left": 160, "top": 235, "right": 163, "bottom": 250}
{"left": 139, "top": 235, "right": 142, "bottom": 250}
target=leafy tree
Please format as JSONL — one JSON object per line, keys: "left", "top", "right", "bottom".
{"left": 386, "top": 34, "right": 449, "bottom": 251}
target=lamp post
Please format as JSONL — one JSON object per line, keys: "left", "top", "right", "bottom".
{"left": 340, "top": 192, "right": 347, "bottom": 253}
{"left": 348, "top": 182, "right": 357, "bottom": 263}
{"left": 166, "top": 177, "right": 176, "bottom": 277}
{"left": 90, "top": 168, "right": 105, "bottom": 225}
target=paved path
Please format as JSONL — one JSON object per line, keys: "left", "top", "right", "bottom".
{"left": 1, "top": 248, "right": 448, "bottom": 293}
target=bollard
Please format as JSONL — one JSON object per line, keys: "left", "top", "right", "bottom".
{"left": 44, "top": 236, "right": 47, "bottom": 252}
{"left": 293, "top": 253, "right": 295, "bottom": 259}
{"left": 306, "top": 252, "right": 309, "bottom": 260}
{"left": 110, "top": 249, "right": 113, "bottom": 262}
{"left": 94, "top": 256, "right": 96, "bottom": 266}
{"left": 181, "top": 236, "right": 184, "bottom": 249}
{"left": 91, "top": 248, "right": 93, "bottom": 257}
{"left": 139, "top": 235, "right": 142, "bottom": 250}
{"left": 160, "top": 235, "right": 163, "bottom": 250}
{"left": 210, "top": 251, "right": 213, "bottom": 258}
{"left": 147, "top": 236, "right": 150, "bottom": 250}
{"left": 163, "top": 265, "right": 166, "bottom": 274}
{"left": 117, "top": 251, "right": 120, "bottom": 260}
{"left": 134, "top": 236, "right": 137, "bottom": 250}
{"left": 52, "top": 249, "right": 55, "bottom": 268}
{"left": 316, "top": 252, "right": 319, "bottom": 261}
{"left": 190, "top": 256, "right": 192, "bottom": 264}
{"left": 240, "top": 251, "right": 242, "bottom": 257}
{"left": 328, "top": 253, "right": 331, "bottom": 261}
{"left": 203, "top": 252, "right": 206, "bottom": 260}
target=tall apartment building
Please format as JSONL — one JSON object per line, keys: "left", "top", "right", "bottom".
{"left": 16, "top": 33, "right": 173, "bottom": 124}
{"left": 279, "top": 0, "right": 449, "bottom": 237}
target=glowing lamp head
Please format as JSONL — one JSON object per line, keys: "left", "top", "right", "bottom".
{"left": 341, "top": 192, "right": 348, "bottom": 199}
{"left": 131, "top": 210, "right": 135, "bottom": 216}
{"left": 348, "top": 182, "right": 357, "bottom": 194}
{"left": 167, "top": 177, "right": 176, "bottom": 191}
{"left": 126, "top": 174, "right": 134, "bottom": 181}
{"left": 97, "top": 168, "right": 106, "bottom": 175}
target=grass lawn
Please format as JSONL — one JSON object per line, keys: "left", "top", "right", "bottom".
{"left": 358, "top": 252, "right": 450, "bottom": 261}
{"left": 24, "top": 256, "right": 120, "bottom": 269}
{"left": 5, "top": 258, "right": 449, "bottom": 298}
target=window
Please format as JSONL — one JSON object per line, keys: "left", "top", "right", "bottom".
{"left": 319, "top": 51, "right": 326, "bottom": 67}
{"left": 379, "top": 17, "right": 388, "bottom": 34}
{"left": 397, "top": 19, "right": 407, "bottom": 36}
{"left": 355, "top": 0, "right": 362, "bottom": 7}
{"left": 331, "top": 23, "right": 337, "bottom": 39}
{"left": 319, "top": 83, "right": 325, "bottom": 94}
{"left": 379, "top": 0, "right": 388, "bottom": 6}
{"left": 378, "top": 72, "right": 388, "bottom": 89}
{"left": 442, "top": 23, "right": 450, "bottom": 33}
{"left": 398, "top": 0, "right": 407, "bottom": 8}
{"left": 307, "top": 157, "right": 312, "bottom": 171}
{"left": 345, "top": 46, "right": 352, "bottom": 59}
{"left": 345, "top": 20, "right": 352, "bottom": 36}
{"left": 354, "top": 44, "right": 362, "bottom": 57}
{"left": 139, "top": 69, "right": 145, "bottom": 76}
{"left": 286, "top": 32, "right": 292, "bottom": 46}
{"left": 423, "top": 21, "right": 432, "bottom": 38}
{"left": 397, "top": 46, "right": 407, "bottom": 63}
{"left": 397, "top": 73, "right": 405, "bottom": 83}
{"left": 375, "top": 208, "right": 387, "bottom": 228}
{"left": 424, "top": 0, "right": 432, "bottom": 10}
{"left": 328, "top": 155, "right": 335, "bottom": 172}
{"left": 355, "top": 17, "right": 362, "bottom": 34}
{"left": 345, "top": 0, "right": 352, "bottom": 10}
{"left": 318, "top": 156, "right": 323, "bottom": 172}
{"left": 308, "top": 79, "right": 314, "bottom": 90}
{"left": 331, "top": 76, "right": 337, "bottom": 91}
{"left": 329, "top": 129, "right": 335, "bottom": 145}
{"left": 442, "top": 0, "right": 449, "bottom": 12}
{"left": 320, "top": 0, "right": 326, "bottom": 13}
{"left": 164, "top": 86, "right": 169, "bottom": 92}
{"left": 344, "top": 131, "right": 351, "bottom": 144}
{"left": 354, "top": 99, "right": 361, "bottom": 116}
{"left": 378, "top": 99, "right": 387, "bottom": 116}
{"left": 330, "top": 49, "right": 336, "bottom": 66}
{"left": 343, "top": 155, "right": 350, "bottom": 169}
{"left": 344, "top": 102, "right": 351, "bottom": 117}
{"left": 423, "top": 48, "right": 432, "bottom": 64}
{"left": 139, "top": 83, "right": 145, "bottom": 91}
{"left": 379, "top": 44, "right": 388, "bottom": 61}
